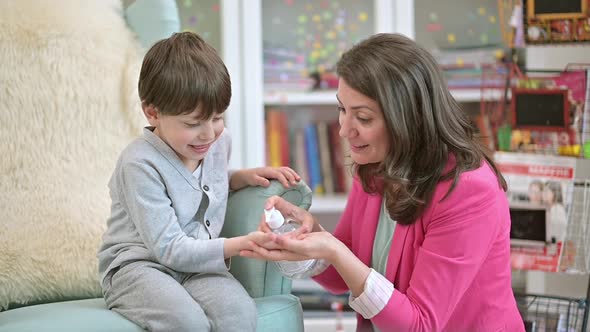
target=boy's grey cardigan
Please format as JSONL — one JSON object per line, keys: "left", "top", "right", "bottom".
{"left": 98, "top": 127, "right": 232, "bottom": 282}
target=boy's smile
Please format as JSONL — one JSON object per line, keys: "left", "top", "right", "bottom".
{"left": 189, "top": 142, "right": 212, "bottom": 154}
{"left": 144, "top": 104, "right": 225, "bottom": 172}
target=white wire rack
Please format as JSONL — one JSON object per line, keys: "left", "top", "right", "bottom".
{"left": 515, "top": 293, "right": 587, "bottom": 332}
{"left": 560, "top": 179, "right": 590, "bottom": 274}
{"left": 513, "top": 179, "right": 590, "bottom": 331}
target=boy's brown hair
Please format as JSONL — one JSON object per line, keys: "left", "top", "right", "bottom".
{"left": 138, "top": 32, "right": 231, "bottom": 118}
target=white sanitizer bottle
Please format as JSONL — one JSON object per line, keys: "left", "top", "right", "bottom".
{"left": 264, "top": 207, "right": 316, "bottom": 278}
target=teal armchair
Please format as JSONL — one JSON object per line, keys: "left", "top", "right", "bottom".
{"left": 0, "top": 180, "right": 312, "bottom": 332}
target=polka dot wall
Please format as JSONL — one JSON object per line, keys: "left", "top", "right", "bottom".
{"left": 262, "top": 0, "right": 373, "bottom": 77}
{"left": 177, "top": 0, "right": 222, "bottom": 52}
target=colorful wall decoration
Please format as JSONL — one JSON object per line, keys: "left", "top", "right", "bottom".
{"left": 176, "top": 0, "right": 222, "bottom": 51}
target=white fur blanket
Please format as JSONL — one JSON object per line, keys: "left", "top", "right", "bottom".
{"left": 0, "top": 0, "right": 145, "bottom": 310}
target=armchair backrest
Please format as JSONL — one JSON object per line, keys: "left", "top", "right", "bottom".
{"left": 221, "top": 180, "right": 312, "bottom": 298}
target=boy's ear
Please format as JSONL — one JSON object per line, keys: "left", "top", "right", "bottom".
{"left": 142, "top": 102, "right": 159, "bottom": 125}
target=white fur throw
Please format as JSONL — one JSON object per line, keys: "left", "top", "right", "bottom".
{"left": 0, "top": 0, "right": 145, "bottom": 310}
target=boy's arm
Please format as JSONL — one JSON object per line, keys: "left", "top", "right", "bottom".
{"left": 228, "top": 169, "right": 251, "bottom": 190}
{"left": 225, "top": 232, "right": 275, "bottom": 258}
{"left": 230, "top": 167, "right": 300, "bottom": 191}
{"left": 223, "top": 129, "right": 299, "bottom": 190}
{"left": 223, "top": 236, "right": 248, "bottom": 258}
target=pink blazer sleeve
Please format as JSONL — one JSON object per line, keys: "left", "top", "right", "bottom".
{"left": 373, "top": 172, "right": 507, "bottom": 331}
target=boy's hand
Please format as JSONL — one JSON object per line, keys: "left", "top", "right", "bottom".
{"left": 245, "top": 231, "right": 282, "bottom": 251}
{"left": 224, "top": 231, "right": 276, "bottom": 258}
{"left": 229, "top": 167, "right": 300, "bottom": 190}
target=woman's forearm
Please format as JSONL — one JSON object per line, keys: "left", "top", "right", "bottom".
{"left": 328, "top": 240, "right": 372, "bottom": 297}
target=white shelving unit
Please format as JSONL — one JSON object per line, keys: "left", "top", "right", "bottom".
{"left": 231, "top": 0, "right": 414, "bottom": 169}
{"left": 264, "top": 88, "right": 499, "bottom": 106}
{"left": 241, "top": 0, "right": 412, "bottom": 215}
{"left": 309, "top": 195, "right": 348, "bottom": 213}
{"left": 264, "top": 90, "right": 338, "bottom": 106}
{"left": 249, "top": 0, "right": 506, "bottom": 216}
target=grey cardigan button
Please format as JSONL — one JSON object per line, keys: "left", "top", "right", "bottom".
{"left": 206, "top": 219, "right": 210, "bottom": 226}
{"left": 203, "top": 185, "right": 209, "bottom": 191}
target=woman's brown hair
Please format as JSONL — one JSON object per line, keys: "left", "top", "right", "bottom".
{"left": 337, "top": 33, "right": 506, "bottom": 225}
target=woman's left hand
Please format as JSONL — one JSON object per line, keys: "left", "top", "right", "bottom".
{"left": 240, "top": 230, "right": 341, "bottom": 263}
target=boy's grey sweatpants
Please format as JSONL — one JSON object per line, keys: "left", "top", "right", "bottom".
{"left": 102, "top": 260, "right": 257, "bottom": 332}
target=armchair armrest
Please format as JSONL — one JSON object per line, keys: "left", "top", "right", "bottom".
{"left": 221, "top": 180, "right": 312, "bottom": 298}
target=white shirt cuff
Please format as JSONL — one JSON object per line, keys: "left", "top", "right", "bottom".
{"left": 348, "top": 269, "right": 394, "bottom": 319}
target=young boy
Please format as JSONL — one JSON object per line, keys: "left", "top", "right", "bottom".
{"left": 97, "top": 32, "right": 299, "bottom": 331}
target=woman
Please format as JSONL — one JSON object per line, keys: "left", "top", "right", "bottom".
{"left": 242, "top": 33, "right": 524, "bottom": 332}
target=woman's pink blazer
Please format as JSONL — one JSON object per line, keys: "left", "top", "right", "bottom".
{"left": 313, "top": 161, "right": 524, "bottom": 332}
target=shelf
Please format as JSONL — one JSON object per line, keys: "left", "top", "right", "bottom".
{"left": 264, "top": 90, "right": 338, "bottom": 105}
{"left": 293, "top": 279, "right": 353, "bottom": 314}
{"left": 264, "top": 88, "right": 502, "bottom": 106}
{"left": 452, "top": 89, "right": 497, "bottom": 102}
{"left": 293, "top": 278, "right": 326, "bottom": 293}
{"left": 303, "top": 314, "right": 356, "bottom": 332}
{"left": 309, "top": 195, "right": 348, "bottom": 213}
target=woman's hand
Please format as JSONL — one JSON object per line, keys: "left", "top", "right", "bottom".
{"left": 244, "top": 220, "right": 372, "bottom": 299}
{"left": 241, "top": 230, "right": 343, "bottom": 263}
{"left": 229, "top": 167, "right": 300, "bottom": 190}
{"left": 257, "top": 195, "right": 323, "bottom": 235}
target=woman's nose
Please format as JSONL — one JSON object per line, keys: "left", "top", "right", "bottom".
{"left": 339, "top": 115, "right": 356, "bottom": 138}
